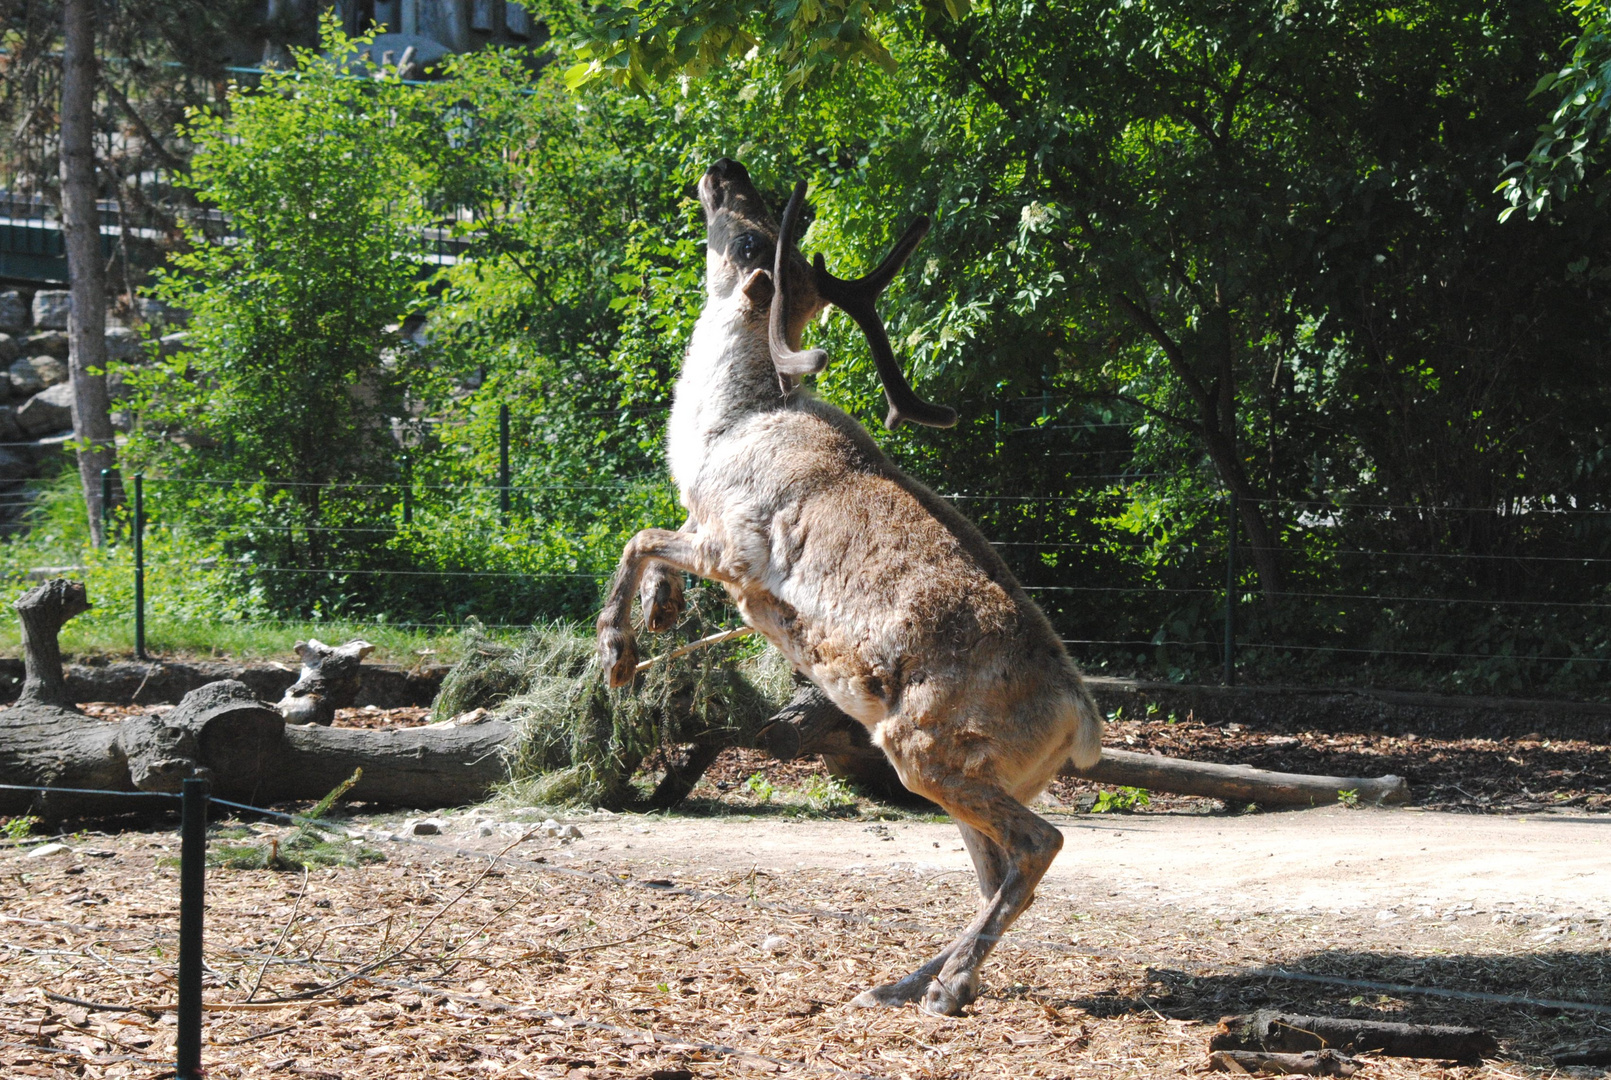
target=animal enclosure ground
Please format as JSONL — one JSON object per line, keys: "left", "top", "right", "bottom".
{"left": 1, "top": 805, "right": 1606, "bottom": 1080}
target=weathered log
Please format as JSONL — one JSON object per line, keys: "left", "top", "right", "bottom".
{"left": 1208, "top": 1049, "right": 1358, "bottom": 1076}
{"left": 114, "top": 679, "right": 513, "bottom": 813}
{"left": 276, "top": 637, "right": 376, "bottom": 726}
{"left": 757, "top": 682, "right": 1408, "bottom": 808}
{"left": 1210, "top": 1011, "right": 1497, "bottom": 1062}
{"left": 757, "top": 680, "right": 932, "bottom": 805}
{"left": 0, "top": 579, "right": 136, "bottom": 817}
{"left": 1066, "top": 748, "right": 1409, "bottom": 807}
{"left": 0, "top": 582, "right": 514, "bottom": 819}
{"left": 1551, "top": 1043, "right": 1611, "bottom": 1067}
{"left": 15, "top": 579, "right": 89, "bottom": 707}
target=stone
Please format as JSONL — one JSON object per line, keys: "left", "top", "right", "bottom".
{"left": 402, "top": 817, "right": 445, "bottom": 836}
{"left": 104, "top": 327, "right": 143, "bottom": 362}
{"left": 137, "top": 297, "right": 186, "bottom": 327}
{"left": 557, "top": 823, "right": 583, "bottom": 839}
{"left": 31, "top": 291, "right": 71, "bottom": 330}
{"left": 22, "top": 331, "right": 68, "bottom": 359}
{"left": 25, "top": 843, "right": 70, "bottom": 859}
{"left": 0, "top": 334, "right": 16, "bottom": 366}
{"left": 16, "top": 382, "right": 74, "bottom": 437}
{"left": 0, "top": 409, "right": 24, "bottom": 446}
{"left": 24, "top": 355, "right": 67, "bottom": 388}
{"left": 476, "top": 822, "right": 495, "bottom": 837}
{"left": 8, "top": 358, "right": 44, "bottom": 397}
{"left": 0, "top": 291, "right": 28, "bottom": 333}
{"left": 760, "top": 934, "right": 789, "bottom": 954}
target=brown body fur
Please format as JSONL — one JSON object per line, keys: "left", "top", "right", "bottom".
{"left": 598, "top": 159, "right": 1102, "bottom": 1015}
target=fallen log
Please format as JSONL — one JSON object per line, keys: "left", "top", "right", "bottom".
{"left": 0, "top": 580, "right": 139, "bottom": 818}
{"left": 1066, "top": 748, "right": 1409, "bottom": 807}
{"left": 1208, "top": 1049, "right": 1358, "bottom": 1076}
{"left": 0, "top": 580, "right": 512, "bottom": 820}
{"left": 1551, "top": 1042, "right": 1611, "bottom": 1067}
{"left": 758, "top": 682, "right": 1409, "bottom": 808}
{"left": 1210, "top": 1010, "right": 1497, "bottom": 1063}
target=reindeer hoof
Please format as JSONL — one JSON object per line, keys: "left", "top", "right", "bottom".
{"left": 850, "top": 974, "right": 932, "bottom": 1009}
{"left": 643, "top": 587, "right": 684, "bottom": 634}
{"left": 921, "top": 973, "right": 978, "bottom": 1017}
{"left": 598, "top": 627, "right": 639, "bottom": 688}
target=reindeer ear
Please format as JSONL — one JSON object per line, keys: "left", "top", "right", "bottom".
{"left": 741, "top": 267, "right": 774, "bottom": 308}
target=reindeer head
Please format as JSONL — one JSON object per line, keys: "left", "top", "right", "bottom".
{"left": 697, "top": 159, "right": 957, "bottom": 430}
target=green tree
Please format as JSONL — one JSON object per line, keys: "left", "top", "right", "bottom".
{"left": 1499, "top": 0, "right": 1611, "bottom": 220}
{"left": 126, "top": 20, "right": 433, "bottom": 576}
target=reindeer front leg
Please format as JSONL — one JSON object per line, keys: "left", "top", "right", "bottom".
{"left": 598, "top": 527, "right": 734, "bottom": 688}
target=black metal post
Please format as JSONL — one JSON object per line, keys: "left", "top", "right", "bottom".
{"left": 133, "top": 473, "right": 146, "bottom": 661}
{"left": 401, "top": 453, "right": 413, "bottom": 526}
{"left": 99, "top": 467, "right": 111, "bottom": 547}
{"left": 176, "top": 777, "right": 207, "bottom": 1079}
{"left": 498, "top": 403, "right": 510, "bottom": 524}
{"left": 1224, "top": 490, "right": 1238, "bottom": 687}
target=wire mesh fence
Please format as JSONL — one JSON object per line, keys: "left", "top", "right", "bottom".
{"left": 55, "top": 435, "right": 1611, "bottom": 700}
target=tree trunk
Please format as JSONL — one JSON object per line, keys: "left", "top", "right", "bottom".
{"left": 14, "top": 579, "right": 89, "bottom": 707}
{"left": 61, "top": 0, "right": 118, "bottom": 547}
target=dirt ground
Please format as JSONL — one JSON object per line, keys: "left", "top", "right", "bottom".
{"left": 2, "top": 785, "right": 1607, "bottom": 1080}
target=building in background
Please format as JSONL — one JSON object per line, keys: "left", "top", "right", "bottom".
{"left": 265, "top": 1, "right": 545, "bottom": 72}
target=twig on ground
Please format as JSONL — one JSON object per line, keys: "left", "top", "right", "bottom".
{"left": 246, "top": 865, "right": 309, "bottom": 1002}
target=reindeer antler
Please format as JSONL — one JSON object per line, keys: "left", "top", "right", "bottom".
{"left": 770, "top": 181, "right": 958, "bottom": 430}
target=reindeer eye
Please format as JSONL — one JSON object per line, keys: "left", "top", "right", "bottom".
{"left": 731, "top": 232, "right": 770, "bottom": 265}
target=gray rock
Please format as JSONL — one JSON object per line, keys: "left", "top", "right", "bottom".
{"left": 22, "top": 331, "right": 68, "bottom": 359}
{"left": 0, "top": 409, "right": 23, "bottom": 445}
{"left": 31, "top": 291, "right": 71, "bottom": 330}
{"left": 0, "top": 291, "right": 28, "bottom": 333}
{"left": 16, "top": 382, "right": 74, "bottom": 436}
{"left": 0, "top": 449, "right": 32, "bottom": 482}
{"left": 137, "top": 297, "right": 186, "bottom": 327}
{"left": 104, "top": 326, "right": 143, "bottom": 362}
{"left": 25, "top": 842, "right": 70, "bottom": 859}
{"left": 8, "top": 358, "right": 43, "bottom": 397}
{"left": 25, "top": 355, "right": 68, "bottom": 388}
{"left": 402, "top": 817, "right": 445, "bottom": 836}
{"left": 0, "top": 334, "right": 16, "bottom": 366}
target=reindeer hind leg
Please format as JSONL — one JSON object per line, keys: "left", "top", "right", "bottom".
{"left": 919, "top": 789, "right": 1063, "bottom": 1016}
{"left": 848, "top": 822, "right": 1011, "bottom": 1008}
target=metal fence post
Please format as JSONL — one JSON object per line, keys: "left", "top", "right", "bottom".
{"left": 134, "top": 474, "right": 146, "bottom": 661}
{"left": 99, "top": 467, "right": 111, "bottom": 547}
{"left": 1224, "top": 490, "right": 1238, "bottom": 687}
{"left": 401, "top": 453, "right": 413, "bottom": 526}
{"left": 498, "top": 403, "right": 510, "bottom": 524}
{"left": 176, "top": 776, "right": 207, "bottom": 1080}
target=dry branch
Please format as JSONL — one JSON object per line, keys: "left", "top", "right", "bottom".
{"left": 1210, "top": 1010, "right": 1498, "bottom": 1062}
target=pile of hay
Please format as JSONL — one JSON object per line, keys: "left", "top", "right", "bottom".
{"left": 434, "top": 590, "right": 791, "bottom": 809}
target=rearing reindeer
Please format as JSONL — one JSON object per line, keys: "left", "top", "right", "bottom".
{"left": 598, "top": 159, "right": 1101, "bottom": 1015}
